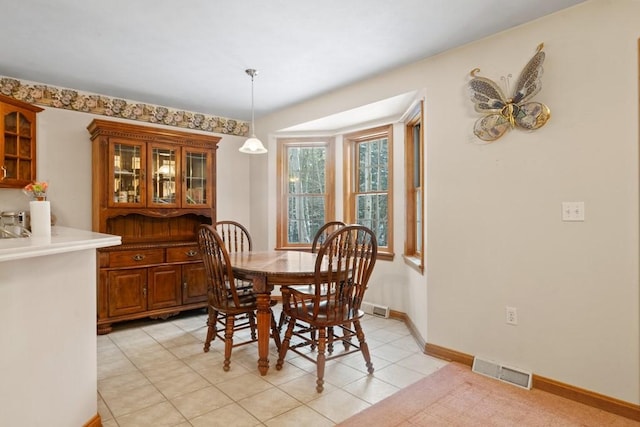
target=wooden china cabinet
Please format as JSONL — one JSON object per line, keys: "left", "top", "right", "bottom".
{"left": 0, "top": 94, "right": 43, "bottom": 188}
{"left": 88, "top": 119, "right": 220, "bottom": 334}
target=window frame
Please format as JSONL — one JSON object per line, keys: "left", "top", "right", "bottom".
{"left": 276, "top": 137, "right": 335, "bottom": 250}
{"left": 343, "top": 125, "right": 394, "bottom": 260}
{"left": 403, "top": 101, "right": 424, "bottom": 273}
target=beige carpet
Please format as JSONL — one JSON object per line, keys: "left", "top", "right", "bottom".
{"left": 338, "top": 363, "right": 639, "bottom": 426}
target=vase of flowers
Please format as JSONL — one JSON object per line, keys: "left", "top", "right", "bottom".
{"left": 23, "top": 181, "right": 48, "bottom": 201}
{"left": 24, "top": 181, "right": 51, "bottom": 237}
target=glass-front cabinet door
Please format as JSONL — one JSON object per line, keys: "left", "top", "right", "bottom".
{"left": 104, "top": 136, "right": 213, "bottom": 209}
{"left": 149, "top": 143, "right": 179, "bottom": 208}
{"left": 108, "top": 139, "right": 145, "bottom": 207}
{"left": 0, "top": 98, "right": 41, "bottom": 188}
{"left": 182, "top": 147, "right": 212, "bottom": 207}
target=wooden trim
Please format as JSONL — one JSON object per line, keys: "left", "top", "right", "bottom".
{"left": 424, "top": 342, "right": 475, "bottom": 367}
{"left": 403, "top": 100, "right": 424, "bottom": 269}
{"left": 0, "top": 93, "right": 44, "bottom": 112}
{"left": 83, "top": 413, "right": 102, "bottom": 427}
{"left": 87, "top": 119, "right": 221, "bottom": 147}
{"left": 343, "top": 125, "right": 394, "bottom": 254}
{"left": 422, "top": 341, "right": 639, "bottom": 422}
{"left": 390, "top": 310, "right": 426, "bottom": 350}
{"left": 388, "top": 310, "right": 640, "bottom": 422}
{"left": 532, "top": 375, "right": 640, "bottom": 422}
{"left": 275, "top": 137, "right": 335, "bottom": 250}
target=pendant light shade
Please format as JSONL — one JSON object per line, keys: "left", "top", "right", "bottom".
{"left": 239, "top": 68, "right": 267, "bottom": 154}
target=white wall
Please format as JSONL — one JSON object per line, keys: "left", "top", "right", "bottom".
{"left": 256, "top": 0, "right": 640, "bottom": 405}
{"left": 0, "top": 249, "right": 98, "bottom": 426}
{"left": 0, "top": 108, "right": 253, "bottom": 235}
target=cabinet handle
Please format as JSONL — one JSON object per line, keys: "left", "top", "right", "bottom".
{"left": 183, "top": 282, "right": 187, "bottom": 290}
{"left": 143, "top": 286, "right": 147, "bottom": 297}
{"left": 185, "top": 250, "right": 198, "bottom": 257}
{"left": 132, "top": 254, "right": 146, "bottom": 261}
{"left": 0, "top": 165, "right": 6, "bottom": 181}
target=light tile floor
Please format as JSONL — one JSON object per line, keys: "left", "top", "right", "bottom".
{"left": 97, "top": 307, "right": 447, "bottom": 427}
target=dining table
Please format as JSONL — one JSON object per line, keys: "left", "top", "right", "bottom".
{"left": 227, "top": 249, "right": 320, "bottom": 375}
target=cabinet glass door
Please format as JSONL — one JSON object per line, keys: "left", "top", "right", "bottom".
{"left": 109, "top": 139, "right": 144, "bottom": 207}
{"left": 183, "top": 148, "right": 211, "bottom": 206}
{"left": 2, "top": 110, "right": 34, "bottom": 184}
{"left": 150, "top": 144, "right": 179, "bottom": 207}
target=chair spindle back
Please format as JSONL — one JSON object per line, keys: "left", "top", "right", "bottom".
{"left": 295, "top": 225, "right": 377, "bottom": 323}
{"left": 197, "top": 225, "right": 242, "bottom": 310}
{"left": 215, "top": 220, "right": 252, "bottom": 253}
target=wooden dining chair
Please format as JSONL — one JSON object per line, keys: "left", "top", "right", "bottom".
{"left": 197, "top": 224, "right": 280, "bottom": 370}
{"left": 276, "top": 225, "right": 378, "bottom": 392}
{"left": 278, "top": 221, "right": 347, "bottom": 333}
{"left": 206, "top": 220, "right": 256, "bottom": 341}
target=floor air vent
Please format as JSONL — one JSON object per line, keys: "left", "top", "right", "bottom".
{"left": 362, "top": 302, "right": 390, "bottom": 318}
{"left": 472, "top": 357, "right": 532, "bottom": 389}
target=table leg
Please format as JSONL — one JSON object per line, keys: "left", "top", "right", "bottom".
{"left": 255, "top": 283, "right": 272, "bottom": 376}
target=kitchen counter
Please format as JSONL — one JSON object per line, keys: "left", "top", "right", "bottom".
{"left": 0, "top": 226, "right": 120, "bottom": 426}
{"left": 0, "top": 225, "right": 120, "bottom": 262}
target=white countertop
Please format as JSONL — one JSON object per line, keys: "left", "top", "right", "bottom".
{"left": 0, "top": 226, "right": 121, "bottom": 262}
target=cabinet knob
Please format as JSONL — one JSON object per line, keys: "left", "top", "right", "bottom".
{"left": 0, "top": 165, "right": 6, "bottom": 181}
{"left": 185, "top": 250, "right": 198, "bottom": 257}
{"left": 183, "top": 282, "right": 187, "bottom": 290}
{"left": 143, "top": 287, "right": 147, "bottom": 297}
{"left": 132, "top": 254, "right": 146, "bottom": 261}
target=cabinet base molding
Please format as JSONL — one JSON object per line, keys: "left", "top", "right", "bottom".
{"left": 424, "top": 342, "right": 640, "bottom": 422}
{"left": 97, "top": 305, "right": 206, "bottom": 335}
{"left": 149, "top": 311, "right": 180, "bottom": 321}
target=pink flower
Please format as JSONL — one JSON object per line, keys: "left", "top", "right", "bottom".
{"left": 23, "top": 181, "right": 48, "bottom": 200}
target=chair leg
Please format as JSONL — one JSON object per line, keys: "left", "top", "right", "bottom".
{"left": 278, "top": 288, "right": 291, "bottom": 332}
{"left": 316, "top": 327, "right": 326, "bottom": 393}
{"left": 354, "top": 320, "right": 374, "bottom": 374}
{"left": 310, "top": 327, "right": 317, "bottom": 350}
{"left": 249, "top": 313, "right": 257, "bottom": 340}
{"left": 270, "top": 311, "right": 282, "bottom": 351}
{"left": 223, "top": 315, "right": 235, "bottom": 371}
{"left": 203, "top": 307, "right": 217, "bottom": 352}
{"left": 342, "top": 320, "right": 353, "bottom": 351}
{"left": 277, "top": 311, "right": 288, "bottom": 332}
{"left": 276, "top": 318, "right": 295, "bottom": 370}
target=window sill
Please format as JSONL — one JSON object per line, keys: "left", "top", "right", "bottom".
{"left": 403, "top": 254, "right": 423, "bottom": 274}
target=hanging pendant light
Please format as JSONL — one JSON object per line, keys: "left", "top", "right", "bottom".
{"left": 239, "top": 68, "right": 267, "bottom": 154}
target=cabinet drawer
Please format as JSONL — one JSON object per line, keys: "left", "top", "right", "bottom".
{"left": 109, "top": 249, "right": 164, "bottom": 267}
{"left": 166, "top": 246, "right": 201, "bottom": 262}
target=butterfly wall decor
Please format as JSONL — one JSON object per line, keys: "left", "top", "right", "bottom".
{"left": 468, "top": 43, "right": 551, "bottom": 142}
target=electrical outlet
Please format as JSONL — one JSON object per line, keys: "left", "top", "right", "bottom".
{"left": 506, "top": 306, "right": 518, "bottom": 325}
{"left": 562, "top": 202, "right": 585, "bottom": 221}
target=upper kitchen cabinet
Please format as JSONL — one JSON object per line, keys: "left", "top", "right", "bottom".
{"left": 0, "top": 94, "right": 43, "bottom": 188}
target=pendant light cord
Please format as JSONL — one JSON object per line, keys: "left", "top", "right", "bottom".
{"left": 246, "top": 68, "right": 258, "bottom": 136}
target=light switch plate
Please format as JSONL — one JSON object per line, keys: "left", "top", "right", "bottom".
{"left": 562, "top": 202, "right": 585, "bottom": 221}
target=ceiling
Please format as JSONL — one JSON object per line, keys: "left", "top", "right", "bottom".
{"left": 1, "top": 0, "right": 585, "bottom": 130}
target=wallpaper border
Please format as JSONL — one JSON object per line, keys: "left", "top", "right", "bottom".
{"left": 0, "top": 76, "right": 249, "bottom": 137}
